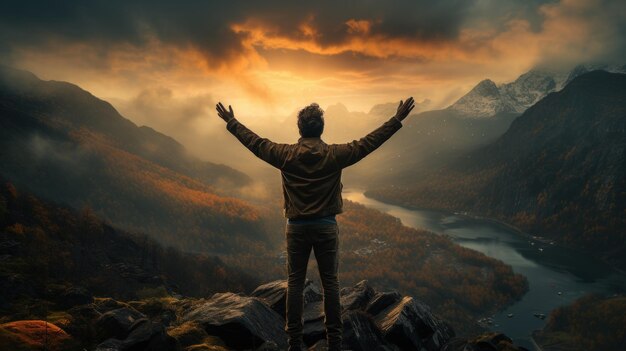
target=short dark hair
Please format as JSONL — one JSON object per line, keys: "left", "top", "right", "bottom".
{"left": 297, "top": 103, "right": 324, "bottom": 137}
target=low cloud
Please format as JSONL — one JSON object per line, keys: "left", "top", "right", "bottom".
{"left": 28, "top": 134, "right": 92, "bottom": 173}
{"left": 118, "top": 87, "right": 212, "bottom": 132}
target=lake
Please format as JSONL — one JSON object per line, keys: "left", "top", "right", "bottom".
{"left": 343, "top": 189, "right": 626, "bottom": 350}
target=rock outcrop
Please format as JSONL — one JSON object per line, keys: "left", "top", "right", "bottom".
{"left": 243, "top": 279, "right": 455, "bottom": 351}
{"left": 251, "top": 279, "right": 322, "bottom": 318}
{"left": 1, "top": 280, "right": 531, "bottom": 351}
{"left": 374, "top": 296, "right": 455, "bottom": 351}
{"left": 340, "top": 311, "right": 395, "bottom": 350}
{"left": 179, "top": 292, "right": 288, "bottom": 350}
{"left": 95, "top": 307, "right": 146, "bottom": 340}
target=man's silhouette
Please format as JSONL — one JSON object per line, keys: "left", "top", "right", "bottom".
{"left": 216, "top": 97, "right": 415, "bottom": 350}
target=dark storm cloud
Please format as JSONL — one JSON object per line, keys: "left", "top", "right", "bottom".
{"left": 2, "top": 0, "right": 624, "bottom": 70}
{"left": 0, "top": 1, "right": 247, "bottom": 63}
{"left": 0, "top": 0, "right": 552, "bottom": 63}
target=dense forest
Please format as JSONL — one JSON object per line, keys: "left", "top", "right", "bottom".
{"left": 368, "top": 71, "right": 626, "bottom": 270}
{"left": 0, "top": 180, "right": 259, "bottom": 322}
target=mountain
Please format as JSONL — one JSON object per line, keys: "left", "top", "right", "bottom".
{"left": 449, "top": 64, "right": 626, "bottom": 118}
{"left": 251, "top": 65, "right": 626, "bottom": 189}
{"left": 346, "top": 108, "right": 519, "bottom": 187}
{"left": 355, "top": 63, "right": 626, "bottom": 188}
{"left": 368, "top": 98, "right": 432, "bottom": 117}
{"left": 0, "top": 66, "right": 267, "bottom": 253}
{"left": 367, "top": 71, "right": 626, "bottom": 269}
{"left": 449, "top": 70, "right": 562, "bottom": 117}
{"left": 0, "top": 66, "right": 250, "bottom": 188}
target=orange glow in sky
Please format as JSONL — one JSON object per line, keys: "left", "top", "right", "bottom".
{"left": 2, "top": 0, "right": 624, "bottom": 166}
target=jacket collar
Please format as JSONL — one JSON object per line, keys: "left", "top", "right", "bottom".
{"left": 297, "top": 137, "right": 322, "bottom": 143}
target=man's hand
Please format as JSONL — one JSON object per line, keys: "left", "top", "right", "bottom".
{"left": 394, "top": 97, "right": 415, "bottom": 121}
{"left": 216, "top": 102, "right": 235, "bottom": 123}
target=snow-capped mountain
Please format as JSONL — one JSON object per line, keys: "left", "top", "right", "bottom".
{"left": 449, "top": 64, "right": 626, "bottom": 118}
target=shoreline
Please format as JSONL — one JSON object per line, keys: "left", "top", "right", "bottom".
{"left": 363, "top": 190, "right": 626, "bottom": 276}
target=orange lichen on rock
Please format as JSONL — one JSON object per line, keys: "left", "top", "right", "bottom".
{"left": 0, "top": 320, "right": 72, "bottom": 351}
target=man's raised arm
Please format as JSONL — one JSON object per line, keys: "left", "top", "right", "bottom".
{"left": 332, "top": 97, "right": 415, "bottom": 169}
{"left": 216, "top": 102, "right": 289, "bottom": 169}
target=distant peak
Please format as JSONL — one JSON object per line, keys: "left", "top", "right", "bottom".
{"left": 476, "top": 79, "right": 496, "bottom": 86}
{"left": 0, "top": 65, "right": 40, "bottom": 85}
{"left": 447, "top": 79, "right": 503, "bottom": 118}
{"left": 324, "top": 102, "right": 349, "bottom": 115}
{"left": 471, "top": 79, "right": 499, "bottom": 96}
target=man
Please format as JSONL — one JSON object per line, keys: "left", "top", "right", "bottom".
{"left": 216, "top": 97, "right": 415, "bottom": 350}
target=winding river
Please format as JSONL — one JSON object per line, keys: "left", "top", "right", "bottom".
{"left": 343, "top": 189, "right": 626, "bottom": 351}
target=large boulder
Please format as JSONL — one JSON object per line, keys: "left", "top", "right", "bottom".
{"left": 251, "top": 280, "right": 322, "bottom": 318}
{"left": 93, "top": 298, "right": 134, "bottom": 314}
{"left": 374, "top": 296, "right": 454, "bottom": 351}
{"left": 122, "top": 318, "right": 178, "bottom": 351}
{"left": 0, "top": 320, "right": 72, "bottom": 351}
{"left": 167, "top": 321, "right": 229, "bottom": 351}
{"left": 95, "top": 307, "right": 146, "bottom": 340}
{"left": 251, "top": 281, "right": 289, "bottom": 317}
{"left": 180, "top": 292, "right": 287, "bottom": 350}
{"left": 128, "top": 299, "right": 178, "bottom": 327}
{"left": 341, "top": 311, "right": 396, "bottom": 351}
{"left": 167, "top": 321, "right": 211, "bottom": 348}
{"left": 340, "top": 280, "right": 375, "bottom": 312}
{"left": 365, "top": 291, "right": 402, "bottom": 316}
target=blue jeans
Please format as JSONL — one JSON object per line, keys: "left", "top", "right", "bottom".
{"left": 285, "top": 222, "right": 342, "bottom": 350}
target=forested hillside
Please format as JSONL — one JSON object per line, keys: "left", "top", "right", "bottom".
{"left": 0, "top": 66, "right": 269, "bottom": 253}
{"left": 533, "top": 294, "right": 626, "bottom": 351}
{"left": 0, "top": 180, "right": 258, "bottom": 320}
{"left": 368, "top": 71, "right": 626, "bottom": 269}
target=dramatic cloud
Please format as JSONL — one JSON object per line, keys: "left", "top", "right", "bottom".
{"left": 0, "top": 1, "right": 474, "bottom": 68}
{"left": 0, "top": 0, "right": 624, "bottom": 167}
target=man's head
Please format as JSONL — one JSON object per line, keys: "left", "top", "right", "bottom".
{"left": 297, "top": 103, "right": 324, "bottom": 138}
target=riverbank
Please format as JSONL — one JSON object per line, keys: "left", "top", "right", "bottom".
{"left": 363, "top": 190, "right": 626, "bottom": 276}
{"left": 346, "top": 189, "right": 626, "bottom": 351}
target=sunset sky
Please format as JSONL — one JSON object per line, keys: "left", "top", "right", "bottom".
{"left": 1, "top": 0, "right": 625, "bottom": 164}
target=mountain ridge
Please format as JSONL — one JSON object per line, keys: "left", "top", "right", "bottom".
{"left": 0, "top": 65, "right": 250, "bottom": 188}
{"left": 0, "top": 65, "right": 267, "bottom": 254}
{"left": 367, "top": 70, "right": 626, "bottom": 269}
{"left": 448, "top": 64, "right": 626, "bottom": 118}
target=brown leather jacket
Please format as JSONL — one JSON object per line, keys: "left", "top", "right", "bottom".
{"left": 226, "top": 116, "right": 402, "bottom": 219}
